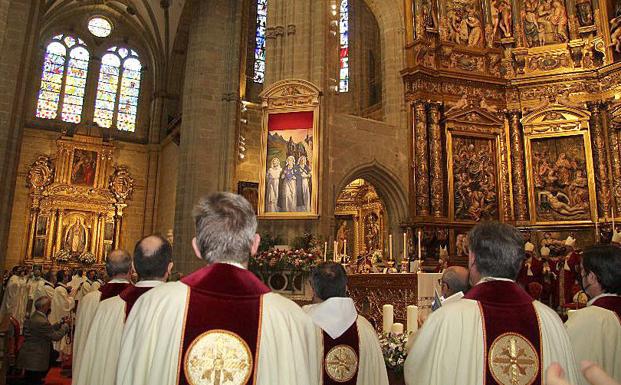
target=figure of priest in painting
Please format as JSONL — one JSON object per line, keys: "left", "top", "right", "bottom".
{"left": 565, "top": 244, "right": 621, "bottom": 383}
{"left": 304, "top": 262, "right": 388, "bottom": 385}
{"left": 280, "top": 155, "right": 297, "bottom": 212}
{"left": 404, "top": 222, "right": 580, "bottom": 385}
{"left": 296, "top": 155, "right": 311, "bottom": 212}
{"left": 116, "top": 192, "right": 319, "bottom": 385}
{"left": 265, "top": 157, "right": 282, "bottom": 212}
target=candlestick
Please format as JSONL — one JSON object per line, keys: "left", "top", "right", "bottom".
{"left": 595, "top": 220, "right": 599, "bottom": 243}
{"left": 344, "top": 240, "right": 347, "bottom": 256}
{"left": 391, "top": 322, "right": 404, "bottom": 335}
{"left": 418, "top": 229, "right": 422, "bottom": 260}
{"left": 389, "top": 234, "right": 393, "bottom": 260}
{"left": 407, "top": 305, "right": 419, "bottom": 334}
{"left": 324, "top": 242, "right": 327, "bottom": 262}
{"left": 403, "top": 232, "right": 407, "bottom": 260}
{"left": 382, "top": 304, "right": 394, "bottom": 334}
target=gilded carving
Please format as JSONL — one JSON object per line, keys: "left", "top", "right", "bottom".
{"left": 444, "top": 0, "right": 484, "bottom": 47}
{"left": 509, "top": 112, "right": 529, "bottom": 221}
{"left": 521, "top": 0, "right": 569, "bottom": 48}
{"left": 587, "top": 102, "right": 612, "bottom": 217}
{"left": 414, "top": 102, "right": 430, "bottom": 216}
{"left": 28, "top": 156, "right": 54, "bottom": 192}
{"left": 429, "top": 103, "right": 444, "bottom": 217}
{"left": 109, "top": 166, "right": 135, "bottom": 203}
{"left": 490, "top": 0, "right": 513, "bottom": 41}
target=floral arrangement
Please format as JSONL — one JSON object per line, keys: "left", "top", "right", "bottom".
{"left": 78, "top": 251, "right": 96, "bottom": 265}
{"left": 55, "top": 249, "right": 71, "bottom": 263}
{"left": 371, "top": 250, "right": 384, "bottom": 264}
{"left": 379, "top": 332, "right": 409, "bottom": 373}
{"left": 250, "top": 248, "right": 322, "bottom": 274}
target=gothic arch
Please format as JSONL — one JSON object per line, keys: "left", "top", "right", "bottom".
{"left": 335, "top": 161, "right": 409, "bottom": 227}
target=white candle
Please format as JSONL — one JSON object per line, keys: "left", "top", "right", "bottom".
{"left": 344, "top": 240, "right": 347, "bottom": 256}
{"left": 407, "top": 305, "right": 419, "bottom": 334}
{"left": 389, "top": 234, "right": 393, "bottom": 260}
{"left": 382, "top": 304, "right": 394, "bottom": 334}
{"left": 418, "top": 229, "right": 422, "bottom": 260}
{"left": 324, "top": 242, "right": 327, "bottom": 262}
{"left": 391, "top": 322, "right": 404, "bottom": 335}
{"left": 403, "top": 232, "right": 407, "bottom": 260}
{"left": 333, "top": 241, "right": 338, "bottom": 262}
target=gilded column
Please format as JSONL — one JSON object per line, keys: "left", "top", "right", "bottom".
{"left": 55, "top": 210, "right": 64, "bottom": 254}
{"left": 508, "top": 111, "right": 528, "bottom": 221}
{"left": 588, "top": 102, "right": 611, "bottom": 217}
{"left": 414, "top": 101, "right": 430, "bottom": 216}
{"left": 499, "top": 125, "right": 512, "bottom": 221}
{"left": 606, "top": 110, "right": 621, "bottom": 216}
{"left": 428, "top": 102, "right": 444, "bottom": 217}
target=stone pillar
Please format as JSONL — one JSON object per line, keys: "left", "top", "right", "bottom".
{"left": 428, "top": 102, "right": 443, "bottom": 217}
{"left": 605, "top": 109, "right": 621, "bottom": 216}
{"left": 414, "top": 101, "right": 429, "bottom": 217}
{"left": 588, "top": 102, "right": 611, "bottom": 218}
{"left": 508, "top": 111, "right": 528, "bottom": 222}
{"left": 173, "top": 0, "right": 243, "bottom": 273}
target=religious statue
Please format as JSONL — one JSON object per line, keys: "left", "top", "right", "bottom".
{"left": 575, "top": 0, "right": 594, "bottom": 27}
{"left": 445, "top": 1, "right": 484, "bottom": 47}
{"left": 610, "top": 4, "right": 621, "bottom": 54}
{"left": 491, "top": 0, "right": 512, "bottom": 39}
{"left": 364, "top": 213, "right": 380, "bottom": 252}
{"left": 64, "top": 218, "right": 87, "bottom": 255}
{"left": 421, "top": 0, "right": 437, "bottom": 30}
{"left": 522, "top": 0, "right": 568, "bottom": 47}
{"left": 336, "top": 221, "right": 349, "bottom": 256}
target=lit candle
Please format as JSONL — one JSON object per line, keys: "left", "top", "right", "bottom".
{"left": 389, "top": 234, "right": 393, "bottom": 261}
{"left": 324, "top": 242, "right": 327, "bottom": 262}
{"left": 344, "top": 240, "right": 347, "bottom": 256}
{"left": 418, "top": 229, "right": 422, "bottom": 260}
{"left": 407, "top": 305, "right": 419, "bottom": 334}
{"left": 382, "top": 304, "right": 394, "bottom": 334}
{"left": 391, "top": 322, "right": 404, "bottom": 335}
{"left": 403, "top": 232, "right": 407, "bottom": 260}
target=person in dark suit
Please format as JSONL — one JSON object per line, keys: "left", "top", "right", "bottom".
{"left": 16, "top": 296, "right": 69, "bottom": 384}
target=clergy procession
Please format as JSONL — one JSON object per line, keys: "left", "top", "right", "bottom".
{"left": 0, "top": 192, "right": 619, "bottom": 385}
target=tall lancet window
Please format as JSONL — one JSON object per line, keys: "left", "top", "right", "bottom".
{"left": 93, "top": 46, "right": 142, "bottom": 132}
{"left": 253, "top": 0, "right": 268, "bottom": 83}
{"left": 339, "top": 0, "right": 349, "bottom": 92}
{"left": 36, "top": 35, "right": 90, "bottom": 122}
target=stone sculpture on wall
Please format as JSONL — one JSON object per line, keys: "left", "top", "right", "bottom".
{"left": 522, "top": 0, "right": 569, "bottom": 47}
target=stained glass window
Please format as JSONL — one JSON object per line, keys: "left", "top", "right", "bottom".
{"left": 36, "top": 35, "right": 89, "bottom": 122}
{"left": 94, "top": 47, "right": 142, "bottom": 132}
{"left": 253, "top": 0, "right": 267, "bottom": 83}
{"left": 88, "top": 17, "right": 112, "bottom": 38}
{"left": 339, "top": 0, "right": 349, "bottom": 93}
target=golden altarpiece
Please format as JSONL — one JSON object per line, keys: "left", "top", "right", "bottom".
{"left": 25, "top": 132, "right": 134, "bottom": 267}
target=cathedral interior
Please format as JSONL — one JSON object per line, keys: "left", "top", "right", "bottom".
{"left": 0, "top": 0, "right": 621, "bottom": 288}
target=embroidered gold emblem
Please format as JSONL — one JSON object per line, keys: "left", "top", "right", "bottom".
{"left": 325, "top": 345, "right": 358, "bottom": 382}
{"left": 489, "top": 332, "right": 539, "bottom": 385}
{"left": 184, "top": 329, "right": 252, "bottom": 385}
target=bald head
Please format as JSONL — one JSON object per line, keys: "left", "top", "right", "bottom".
{"left": 133, "top": 235, "right": 173, "bottom": 281}
{"left": 35, "top": 295, "right": 51, "bottom": 313}
{"left": 106, "top": 249, "right": 132, "bottom": 279}
{"left": 441, "top": 266, "right": 470, "bottom": 298}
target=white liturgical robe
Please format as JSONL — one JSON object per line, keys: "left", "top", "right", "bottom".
{"left": 1, "top": 276, "right": 24, "bottom": 323}
{"left": 72, "top": 278, "right": 130, "bottom": 380}
{"left": 404, "top": 279, "right": 581, "bottom": 385}
{"left": 49, "top": 283, "right": 74, "bottom": 354}
{"left": 305, "top": 297, "right": 389, "bottom": 385}
{"left": 75, "top": 281, "right": 163, "bottom": 385}
{"left": 116, "top": 276, "right": 320, "bottom": 385}
{"left": 566, "top": 293, "right": 621, "bottom": 383}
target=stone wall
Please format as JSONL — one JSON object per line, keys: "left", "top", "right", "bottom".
{"left": 154, "top": 136, "right": 178, "bottom": 237}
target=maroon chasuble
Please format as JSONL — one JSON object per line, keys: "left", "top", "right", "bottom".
{"left": 178, "top": 263, "right": 270, "bottom": 385}
{"left": 322, "top": 320, "right": 360, "bottom": 385}
{"left": 465, "top": 280, "right": 543, "bottom": 385}
{"left": 99, "top": 282, "right": 132, "bottom": 301}
{"left": 592, "top": 295, "right": 621, "bottom": 322}
{"left": 119, "top": 285, "right": 156, "bottom": 319}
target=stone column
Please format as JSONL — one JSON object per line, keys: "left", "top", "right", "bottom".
{"left": 428, "top": 102, "right": 443, "bottom": 217}
{"left": 414, "top": 101, "right": 429, "bottom": 216}
{"left": 605, "top": 108, "right": 621, "bottom": 216}
{"left": 508, "top": 111, "right": 528, "bottom": 221}
{"left": 588, "top": 102, "right": 611, "bottom": 218}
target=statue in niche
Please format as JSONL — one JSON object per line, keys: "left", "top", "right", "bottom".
{"left": 610, "top": 3, "right": 621, "bottom": 54}
{"left": 64, "top": 218, "right": 88, "bottom": 255}
{"left": 364, "top": 213, "right": 380, "bottom": 252}
{"left": 491, "top": 0, "right": 512, "bottom": 39}
{"left": 421, "top": 0, "right": 437, "bottom": 29}
{"left": 446, "top": 1, "right": 483, "bottom": 47}
{"left": 575, "top": 0, "right": 594, "bottom": 27}
{"left": 336, "top": 221, "right": 349, "bottom": 255}
{"left": 522, "top": 0, "right": 568, "bottom": 47}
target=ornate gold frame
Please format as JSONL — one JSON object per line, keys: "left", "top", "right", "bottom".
{"left": 522, "top": 105, "right": 597, "bottom": 226}
{"left": 258, "top": 79, "right": 321, "bottom": 219}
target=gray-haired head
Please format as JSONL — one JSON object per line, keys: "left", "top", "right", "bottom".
{"left": 468, "top": 221, "right": 525, "bottom": 283}
{"left": 106, "top": 249, "right": 132, "bottom": 278}
{"left": 34, "top": 295, "right": 51, "bottom": 312}
{"left": 193, "top": 192, "right": 257, "bottom": 264}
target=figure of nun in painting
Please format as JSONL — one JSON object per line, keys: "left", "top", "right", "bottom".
{"left": 296, "top": 156, "right": 311, "bottom": 212}
{"left": 281, "top": 156, "right": 297, "bottom": 212}
{"left": 266, "top": 157, "right": 282, "bottom": 212}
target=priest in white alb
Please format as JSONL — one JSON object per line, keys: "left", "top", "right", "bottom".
{"left": 75, "top": 235, "right": 172, "bottom": 385}
{"left": 117, "top": 192, "right": 319, "bottom": 385}
{"left": 72, "top": 250, "right": 132, "bottom": 380}
{"left": 566, "top": 244, "right": 621, "bottom": 382}
{"left": 1, "top": 266, "right": 28, "bottom": 327}
{"left": 404, "top": 222, "right": 581, "bottom": 385}
{"left": 304, "top": 262, "right": 388, "bottom": 385}
{"left": 49, "top": 270, "right": 75, "bottom": 356}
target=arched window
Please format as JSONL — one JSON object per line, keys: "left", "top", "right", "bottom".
{"left": 36, "top": 35, "right": 90, "bottom": 122}
{"left": 93, "top": 46, "right": 142, "bottom": 132}
{"left": 253, "top": 0, "right": 267, "bottom": 83}
{"left": 339, "top": 0, "right": 349, "bottom": 93}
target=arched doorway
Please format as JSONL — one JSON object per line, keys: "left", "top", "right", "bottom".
{"left": 334, "top": 179, "right": 387, "bottom": 257}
